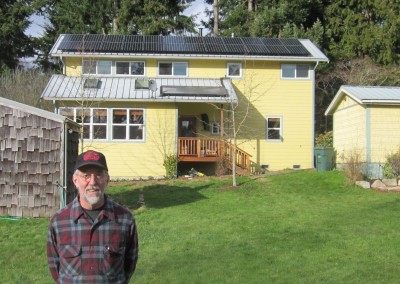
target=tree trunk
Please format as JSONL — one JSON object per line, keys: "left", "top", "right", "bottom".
{"left": 248, "top": 0, "right": 254, "bottom": 12}
{"left": 213, "top": 0, "right": 219, "bottom": 35}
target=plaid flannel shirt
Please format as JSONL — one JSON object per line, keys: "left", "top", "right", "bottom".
{"left": 47, "top": 195, "right": 138, "bottom": 283}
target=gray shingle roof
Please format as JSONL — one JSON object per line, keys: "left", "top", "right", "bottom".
{"left": 41, "top": 76, "right": 238, "bottom": 104}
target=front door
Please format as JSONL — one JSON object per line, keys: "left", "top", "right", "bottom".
{"left": 179, "top": 116, "right": 197, "bottom": 137}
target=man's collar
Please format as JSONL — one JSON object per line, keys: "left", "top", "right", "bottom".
{"left": 71, "top": 195, "right": 116, "bottom": 222}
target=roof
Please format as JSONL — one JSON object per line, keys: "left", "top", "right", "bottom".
{"left": 0, "top": 96, "right": 74, "bottom": 123}
{"left": 50, "top": 34, "right": 329, "bottom": 62}
{"left": 325, "top": 85, "right": 400, "bottom": 115}
{"left": 41, "top": 76, "right": 238, "bottom": 104}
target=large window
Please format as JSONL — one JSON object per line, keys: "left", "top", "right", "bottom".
{"left": 83, "top": 60, "right": 112, "bottom": 75}
{"left": 116, "top": 61, "right": 145, "bottom": 76}
{"left": 266, "top": 116, "right": 282, "bottom": 141}
{"left": 59, "top": 108, "right": 107, "bottom": 140}
{"left": 112, "top": 109, "right": 145, "bottom": 141}
{"left": 281, "top": 64, "right": 310, "bottom": 79}
{"left": 158, "top": 62, "right": 188, "bottom": 76}
{"left": 227, "top": 63, "right": 242, "bottom": 78}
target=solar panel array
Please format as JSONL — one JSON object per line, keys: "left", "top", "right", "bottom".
{"left": 58, "top": 34, "right": 311, "bottom": 56}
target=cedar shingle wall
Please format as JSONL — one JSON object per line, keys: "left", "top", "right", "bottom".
{"left": 0, "top": 105, "right": 63, "bottom": 217}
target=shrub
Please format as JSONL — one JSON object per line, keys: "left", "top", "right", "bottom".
{"left": 163, "top": 154, "right": 178, "bottom": 179}
{"left": 386, "top": 148, "right": 400, "bottom": 176}
{"left": 315, "top": 131, "right": 333, "bottom": 147}
{"left": 383, "top": 163, "right": 395, "bottom": 179}
{"left": 340, "top": 148, "right": 364, "bottom": 184}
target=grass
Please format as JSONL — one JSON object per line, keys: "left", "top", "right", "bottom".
{"left": 1, "top": 170, "right": 400, "bottom": 283}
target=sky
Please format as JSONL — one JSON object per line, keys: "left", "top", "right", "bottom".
{"left": 25, "top": 0, "right": 211, "bottom": 37}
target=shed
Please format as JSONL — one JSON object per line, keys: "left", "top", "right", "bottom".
{"left": 0, "top": 97, "right": 80, "bottom": 217}
{"left": 325, "top": 85, "right": 400, "bottom": 178}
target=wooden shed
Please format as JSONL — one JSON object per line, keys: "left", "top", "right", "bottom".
{"left": 0, "top": 97, "right": 80, "bottom": 217}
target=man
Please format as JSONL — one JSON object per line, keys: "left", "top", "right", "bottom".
{"left": 47, "top": 150, "right": 138, "bottom": 283}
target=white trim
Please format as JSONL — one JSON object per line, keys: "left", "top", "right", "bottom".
{"left": 226, "top": 63, "right": 242, "bottom": 78}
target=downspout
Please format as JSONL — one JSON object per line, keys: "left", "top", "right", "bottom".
{"left": 365, "top": 106, "right": 371, "bottom": 174}
{"left": 175, "top": 103, "right": 179, "bottom": 177}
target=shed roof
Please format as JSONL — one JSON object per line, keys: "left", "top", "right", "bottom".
{"left": 49, "top": 34, "right": 329, "bottom": 62}
{"left": 0, "top": 96, "right": 74, "bottom": 123}
{"left": 41, "top": 76, "right": 238, "bottom": 103}
{"left": 325, "top": 86, "right": 400, "bottom": 115}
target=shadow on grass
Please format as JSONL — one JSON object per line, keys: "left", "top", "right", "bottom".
{"left": 109, "top": 183, "right": 209, "bottom": 210}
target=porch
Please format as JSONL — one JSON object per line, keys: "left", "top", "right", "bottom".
{"left": 178, "top": 137, "right": 252, "bottom": 173}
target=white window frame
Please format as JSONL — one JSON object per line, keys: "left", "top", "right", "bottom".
{"left": 227, "top": 63, "right": 242, "bottom": 78}
{"left": 158, "top": 61, "right": 188, "bottom": 77}
{"left": 266, "top": 116, "right": 283, "bottom": 142}
{"left": 116, "top": 61, "right": 146, "bottom": 76}
{"left": 211, "top": 121, "right": 220, "bottom": 135}
{"left": 59, "top": 107, "right": 108, "bottom": 141}
{"left": 281, "top": 64, "right": 310, "bottom": 79}
{"left": 111, "top": 108, "right": 145, "bottom": 142}
{"left": 82, "top": 60, "right": 112, "bottom": 75}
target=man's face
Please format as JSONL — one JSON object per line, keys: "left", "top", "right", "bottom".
{"left": 72, "top": 166, "right": 109, "bottom": 210}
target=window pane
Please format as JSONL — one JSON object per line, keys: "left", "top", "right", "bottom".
{"left": 131, "top": 62, "right": 144, "bottom": 75}
{"left": 76, "top": 109, "right": 90, "bottom": 123}
{"left": 113, "top": 126, "right": 126, "bottom": 139}
{"left": 83, "top": 60, "right": 96, "bottom": 74}
{"left": 268, "top": 129, "right": 280, "bottom": 140}
{"left": 83, "top": 125, "right": 90, "bottom": 139}
{"left": 268, "top": 118, "right": 280, "bottom": 128}
{"left": 59, "top": 108, "right": 74, "bottom": 120}
{"left": 113, "top": 109, "right": 127, "bottom": 124}
{"left": 93, "top": 109, "right": 107, "bottom": 123}
{"left": 93, "top": 125, "right": 107, "bottom": 139}
{"left": 97, "top": 61, "right": 111, "bottom": 74}
{"left": 159, "top": 63, "right": 172, "bottom": 75}
{"left": 116, "top": 62, "right": 130, "bottom": 74}
{"left": 297, "top": 65, "right": 309, "bottom": 78}
{"left": 129, "top": 110, "right": 143, "bottom": 124}
{"left": 173, "top": 63, "right": 187, "bottom": 76}
{"left": 282, "top": 65, "right": 295, "bottom": 78}
{"left": 228, "top": 64, "right": 241, "bottom": 76}
{"left": 129, "top": 126, "right": 143, "bottom": 140}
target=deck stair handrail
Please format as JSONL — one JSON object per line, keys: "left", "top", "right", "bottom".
{"left": 178, "top": 137, "right": 252, "bottom": 173}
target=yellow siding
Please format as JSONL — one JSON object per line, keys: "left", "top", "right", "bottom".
{"left": 332, "top": 96, "right": 366, "bottom": 163}
{"left": 370, "top": 106, "right": 400, "bottom": 163}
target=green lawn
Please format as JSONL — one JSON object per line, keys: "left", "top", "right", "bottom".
{"left": 1, "top": 170, "right": 400, "bottom": 283}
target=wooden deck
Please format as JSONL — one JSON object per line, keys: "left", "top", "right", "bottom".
{"left": 178, "top": 137, "right": 252, "bottom": 172}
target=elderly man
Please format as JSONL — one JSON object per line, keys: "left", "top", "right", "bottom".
{"left": 47, "top": 150, "right": 138, "bottom": 283}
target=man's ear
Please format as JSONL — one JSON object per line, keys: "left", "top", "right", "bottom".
{"left": 72, "top": 173, "right": 78, "bottom": 188}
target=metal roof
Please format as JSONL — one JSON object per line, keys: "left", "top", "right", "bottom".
{"left": 41, "top": 75, "right": 238, "bottom": 104}
{"left": 325, "top": 85, "right": 400, "bottom": 115}
{"left": 50, "top": 34, "right": 329, "bottom": 62}
{"left": 0, "top": 96, "right": 73, "bottom": 123}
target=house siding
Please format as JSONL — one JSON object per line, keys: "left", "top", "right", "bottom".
{"left": 332, "top": 96, "right": 366, "bottom": 163}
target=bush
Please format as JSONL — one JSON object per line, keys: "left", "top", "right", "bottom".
{"left": 340, "top": 148, "right": 364, "bottom": 184}
{"left": 163, "top": 154, "right": 178, "bottom": 179}
{"left": 386, "top": 148, "right": 400, "bottom": 176}
{"left": 315, "top": 131, "right": 333, "bottom": 147}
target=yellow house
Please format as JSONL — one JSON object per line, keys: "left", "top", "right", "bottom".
{"left": 325, "top": 85, "right": 400, "bottom": 178}
{"left": 42, "top": 34, "right": 328, "bottom": 178}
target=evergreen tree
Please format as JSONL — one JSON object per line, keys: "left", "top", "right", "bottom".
{"left": 0, "top": 0, "right": 35, "bottom": 71}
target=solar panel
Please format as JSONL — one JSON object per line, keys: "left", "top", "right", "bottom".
{"left": 56, "top": 34, "right": 311, "bottom": 57}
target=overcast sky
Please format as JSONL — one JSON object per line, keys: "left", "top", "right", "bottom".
{"left": 25, "top": 0, "right": 211, "bottom": 37}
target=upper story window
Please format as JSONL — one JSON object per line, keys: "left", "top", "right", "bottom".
{"left": 227, "top": 63, "right": 242, "bottom": 78}
{"left": 116, "top": 61, "right": 145, "bottom": 76}
{"left": 281, "top": 64, "right": 310, "bottom": 79}
{"left": 83, "top": 60, "right": 112, "bottom": 75}
{"left": 266, "top": 116, "right": 283, "bottom": 142}
{"left": 158, "top": 62, "right": 188, "bottom": 76}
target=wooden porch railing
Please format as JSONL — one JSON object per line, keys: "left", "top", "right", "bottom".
{"left": 178, "top": 137, "right": 252, "bottom": 173}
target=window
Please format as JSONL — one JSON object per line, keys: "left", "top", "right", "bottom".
{"left": 158, "top": 62, "right": 188, "bottom": 76}
{"left": 59, "top": 108, "right": 108, "bottom": 140}
{"left": 112, "top": 109, "right": 145, "bottom": 141}
{"left": 116, "top": 61, "right": 145, "bottom": 76}
{"left": 266, "top": 116, "right": 282, "bottom": 141}
{"left": 211, "top": 122, "right": 220, "bottom": 135}
{"left": 83, "top": 60, "right": 112, "bottom": 75}
{"left": 281, "top": 64, "right": 310, "bottom": 79}
{"left": 227, "top": 63, "right": 242, "bottom": 77}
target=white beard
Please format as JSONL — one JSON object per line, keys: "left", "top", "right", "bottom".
{"left": 83, "top": 186, "right": 104, "bottom": 206}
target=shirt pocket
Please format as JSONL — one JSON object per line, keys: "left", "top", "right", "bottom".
{"left": 103, "top": 243, "right": 126, "bottom": 276}
{"left": 59, "top": 245, "right": 82, "bottom": 276}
